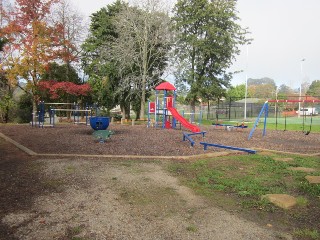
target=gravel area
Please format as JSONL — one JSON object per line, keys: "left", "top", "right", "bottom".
{"left": 0, "top": 141, "right": 290, "bottom": 240}
{"left": 0, "top": 123, "right": 319, "bottom": 156}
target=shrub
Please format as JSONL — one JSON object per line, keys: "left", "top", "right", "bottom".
{"left": 16, "top": 93, "right": 33, "bottom": 123}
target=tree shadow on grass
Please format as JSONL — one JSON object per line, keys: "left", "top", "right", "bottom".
{"left": 0, "top": 140, "right": 46, "bottom": 239}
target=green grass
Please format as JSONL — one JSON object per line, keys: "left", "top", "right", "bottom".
{"left": 186, "top": 224, "right": 198, "bottom": 232}
{"left": 168, "top": 153, "right": 320, "bottom": 201}
{"left": 295, "top": 196, "right": 309, "bottom": 207}
{"left": 65, "top": 225, "right": 86, "bottom": 240}
{"left": 65, "top": 165, "right": 76, "bottom": 174}
{"left": 293, "top": 228, "right": 319, "bottom": 240}
{"left": 168, "top": 153, "right": 320, "bottom": 236}
{"left": 201, "top": 116, "right": 320, "bottom": 132}
{"left": 43, "top": 179, "right": 65, "bottom": 190}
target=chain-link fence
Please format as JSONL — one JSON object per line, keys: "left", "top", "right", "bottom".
{"left": 175, "top": 96, "right": 320, "bottom": 126}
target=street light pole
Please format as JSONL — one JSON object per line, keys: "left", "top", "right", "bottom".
{"left": 298, "top": 58, "right": 305, "bottom": 117}
{"left": 244, "top": 45, "right": 249, "bottom": 120}
{"left": 244, "top": 73, "right": 248, "bottom": 120}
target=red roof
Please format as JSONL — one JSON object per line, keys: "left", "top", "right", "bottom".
{"left": 155, "top": 82, "right": 176, "bottom": 91}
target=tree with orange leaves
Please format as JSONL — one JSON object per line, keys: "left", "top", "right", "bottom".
{"left": 0, "top": 0, "right": 60, "bottom": 115}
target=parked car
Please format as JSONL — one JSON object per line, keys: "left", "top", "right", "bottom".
{"left": 296, "top": 108, "right": 319, "bottom": 116}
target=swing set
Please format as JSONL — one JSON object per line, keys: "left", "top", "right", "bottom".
{"left": 248, "top": 99, "right": 320, "bottom": 140}
{"left": 299, "top": 100, "right": 319, "bottom": 134}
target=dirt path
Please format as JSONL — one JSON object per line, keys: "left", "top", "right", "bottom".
{"left": 0, "top": 139, "right": 290, "bottom": 239}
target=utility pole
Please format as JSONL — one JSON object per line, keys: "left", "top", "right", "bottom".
{"left": 298, "top": 58, "right": 305, "bottom": 117}
{"left": 244, "top": 45, "right": 249, "bottom": 120}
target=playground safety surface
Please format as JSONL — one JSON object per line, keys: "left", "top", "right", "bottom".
{"left": 0, "top": 123, "right": 319, "bottom": 157}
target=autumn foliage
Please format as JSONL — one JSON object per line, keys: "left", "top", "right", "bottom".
{"left": 38, "top": 80, "right": 91, "bottom": 99}
{"left": 0, "top": 0, "right": 80, "bottom": 111}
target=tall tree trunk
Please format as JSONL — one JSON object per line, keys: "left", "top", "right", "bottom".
{"left": 139, "top": 19, "right": 148, "bottom": 120}
{"left": 66, "top": 62, "right": 72, "bottom": 120}
{"left": 190, "top": 46, "right": 196, "bottom": 114}
{"left": 4, "top": 105, "right": 9, "bottom": 123}
{"left": 32, "top": 98, "right": 37, "bottom": 124}
{"left": 135, "top": 111, "right": 140, "bottom": 120}
{"left": 125, "top": 103, "right": 130, "bottom": 120}
{"left": 190, "top": 100, "right": 196, "bottom": 113}
{"left": 140, "top": 76, "right": 146, "bottom": 120}
{"left": 120, "top": 104, "right": 125, "bottom": 120}
{"left": 120, "top": 101, "right": 131, "bottom": 120}
{"left": 31, "top": 73, "right": 38, "bottom": 124}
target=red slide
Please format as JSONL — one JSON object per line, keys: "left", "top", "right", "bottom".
{"left": 168, "top": 107, "right": 200, "bottom": 133}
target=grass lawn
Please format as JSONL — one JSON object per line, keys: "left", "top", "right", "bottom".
{"left": 202, "top": 116, "right": 320, "bottom": 133}
{"left": 168, "top": 153, "right": 320, "bottom": 239}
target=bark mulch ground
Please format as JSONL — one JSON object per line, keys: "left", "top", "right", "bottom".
{"left": 0, "top": 123, "right": 319, "bottom": 156}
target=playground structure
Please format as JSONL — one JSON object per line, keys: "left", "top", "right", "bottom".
{"left": 31, "top": 101, "right": 113, "bottom": 143}
{"left": 248, "top": 99, "right": 320, "bottom": 140}
{"left": 90, "top": 116, "right": 113, "bottom": 143}
{"left": 31, "top": 101, "right": 95, "bottom": 128}
{"left": 147, "top": 82, "right": 201, "bottom": 133}
{"left": 182, "top": 131, "right": 256, "bottom": 154}
{"left": 147, "top": 82, "right": 256, "bottom": 154}
{"left": 90, "top": 116, "right": 110, "bottom": 130}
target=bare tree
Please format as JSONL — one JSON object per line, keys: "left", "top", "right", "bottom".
{"left": 110, "top": 0, "right": 172, "bottom": 119}
{"left": 49, "top": 0, "right": 86, "bottom": 81}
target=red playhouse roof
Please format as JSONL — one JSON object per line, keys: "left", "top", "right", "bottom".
{"left": 155, "top": 82, "right": 176, "bottom": 91}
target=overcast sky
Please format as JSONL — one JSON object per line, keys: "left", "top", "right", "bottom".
{"left": 70, "top": 0, "right": 320, "bottom": 88}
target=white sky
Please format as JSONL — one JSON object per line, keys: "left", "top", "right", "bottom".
{"left": 70, "top": 0, "right": 320, "bottom": 88}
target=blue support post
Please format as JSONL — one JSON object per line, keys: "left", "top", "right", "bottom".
{"left": 187, "top": 131, "right": 206, "bottom": 138}
{"left": 248, "top": 101, "right": 268, "bottom": 140}
{"left": 49, "top": 107, "right": 52, "bottom": 125}
{"left": 182, "top": 132, "right": 195, "bottom": 147}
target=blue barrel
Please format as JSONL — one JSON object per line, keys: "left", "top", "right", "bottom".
{"left": 90, "top": 117, "right": 110, "bottom": 130}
